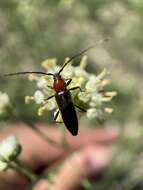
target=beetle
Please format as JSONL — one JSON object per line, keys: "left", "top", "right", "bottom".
{"left": 0, "top": 39, "right": 108, "bottom": 135}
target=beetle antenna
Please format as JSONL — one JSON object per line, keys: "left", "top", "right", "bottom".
{"left": 58, "top": 38, "right": 109, "bottom": 74}
{"left": 0, "top": 71, "right": 54, "bottom": 78}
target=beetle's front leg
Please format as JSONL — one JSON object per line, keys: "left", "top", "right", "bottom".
{"left": 44, "top": 94, "right": 55, "bottom": 101}
{"left": 65, "top": 78, "right": 72, "bottom": 86}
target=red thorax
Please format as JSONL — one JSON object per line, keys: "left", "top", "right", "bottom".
{"left": 53, "top": 75, "right": 66, "bottom": 92}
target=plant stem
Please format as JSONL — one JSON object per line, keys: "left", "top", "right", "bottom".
{"left": 11, "top": 109, "right": 68, "bottom": 149}
{"left": 25, "top": 121, "right": 72, "bottom": 151}
{"left": 11, "top": 105, "right": 73, "bottom": 151}
{"left": 9, "top": 159, "right": 38, "bottom": 182}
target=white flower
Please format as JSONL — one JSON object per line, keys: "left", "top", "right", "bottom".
{"left": 0, "top": 160, "right": 7, "bottom": 171}
{"left": 86, "top": 69, "right": 107, "bottom": 93}
{"left": 85, "top": 75, "right": 98, "bottom": 93}
{"left": 87, "top": 108, "right": 98, "bottom": 119}
{"left": 90, "top": 93, "right": 103, "bottom": 107}
{"left": 0, "top": 134, "right": 21, "bottom": 171}
{"left": 0, "top": 134, "right": 21, "bottom": 160}
{"left": 25, "top": 56, "right": 116, "bottom": 121}
{"left": 96, "top": 68, "right": 107, "bottom": 81}
{"left": 37, "top": 77, "right": 48, "bottom": 88}
{"left": 78, "top": 91, "right": 91, "bottom": 103}
{"left": 34, "top": 91, "right": 44, "bottom": 104}
{"left": 61, "top": 64, "right": 74, "bottom": 78}
{"left": 38, "top": 99, "right": 56, "bottom": 116}
{"left": 41, "top": 58, "right": 60, "bottom": 74}
{"left": 44, "top": 99, "right": 56, "bottom": 111}
{"left": 0, "top": 92, "right": 10, "bottom": 115}
{"left": 25, "top": 96, "right": 34, "bottom": 104}
{"left": 41, "top": 58, "right": 57, "bottom": 70}
{"left": 74, "top": 66, "right": 89, "bottom": 79}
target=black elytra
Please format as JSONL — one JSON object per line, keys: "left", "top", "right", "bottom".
{"left": 55, "top": 90, "right": 78, "bottom": 136}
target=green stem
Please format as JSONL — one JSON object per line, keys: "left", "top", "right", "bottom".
{"left": 9, "top": 159, "right": 38, "bottom": 182}
{"left": 10, "top": 109, "right": 68, "bottom": 149}
{"left": 25, "top": 122, "right": 73, "bottom": 151}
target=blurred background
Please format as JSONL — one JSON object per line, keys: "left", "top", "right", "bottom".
{"left": 0, "top": 0, "right": 143, "bottom": 189}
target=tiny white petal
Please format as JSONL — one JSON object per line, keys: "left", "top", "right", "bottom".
{"left": 78, "top": 92, "right": 91, "bottom": 103}
{"left": 96, "top": 68, "right": 107, "bottom": 80}
{"left": 34, "top": 91, "right": 44, "bottom": 104}
{"left": 85, "top": 75, "right": 98, "bottom": 92}
{"left": 74, "top": 66, "right": 89, "bottom": 78}
{"left": 87, "top": 108, "right": 98, "bottom": 119}
{"left": 28, "top": 74, "right": 37, "bottom": 81}
{"left": 80, "top": 55, "right": 87, "bottom": 69}
{"left": 69, "top": 77, "right": 85, "bottom": 90}
{"left": 44, "top": 99, "right": 56, "bottom": 111}
{"left": 90, "top": 93, "right": 102, "bottom": 107}
{"left": 62, "top": 65, "right": 74, "bottom": 78}
{"left": 49, "top": 65, "right": 60, "bottom": 74}
{"left": 104, "top": 107, "right": 113, "bottom": 114}
{"left": 41, "top": 58, "right": 57, "bottom": 70}
{"left": 37, "top": 77, "right": 48, "bottom": 88}
{"left": 105, "top": 91, "right": 117, "bottom": 97}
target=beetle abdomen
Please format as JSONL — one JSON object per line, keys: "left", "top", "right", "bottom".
{"left": 55, "top": 90, "right": 78, "bottom": 136}
{"left": 61, "top": 101, "right": 78, "bottom": 136}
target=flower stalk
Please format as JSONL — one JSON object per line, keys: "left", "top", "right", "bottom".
{"left": 8, "top": 159, "right": 38, "bottom": 182}
{"left": 10, "top": 107, "right": 70, "bottom": 150}
{"left": 25, "top": 121, "right": 71, "bottom": 150}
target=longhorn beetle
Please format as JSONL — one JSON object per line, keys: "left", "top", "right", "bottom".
{"left": 0, "top": 39, "right": 108, "bottom": 136}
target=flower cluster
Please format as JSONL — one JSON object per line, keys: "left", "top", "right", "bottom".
{"left": 0, "top": 91, "right": 10, "bottom": 116}
{"left": 25, "top": 56, "right": 117, "bottom": 122}
{"left": 0, "top": 134, "right": 21, "bottom": 171}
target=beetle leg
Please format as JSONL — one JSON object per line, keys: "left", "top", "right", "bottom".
{"left": 66, "top": 78, "right": 72, "bottom": 86}
{"left": 54, "top": 110, "right": 59, "bottom": 121}
{"left": 54, "top": 110, "right": 63, "bottom": 124}
{"left": 69, "top": 86, "right": 83, "bottom": 92}
{"left": 75, "top": 104, "right": 86, "bottom": 112}
{"left": 44, "top": 94, "right": 55, "bottom": 101}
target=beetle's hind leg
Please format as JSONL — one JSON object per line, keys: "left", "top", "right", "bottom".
{"left": 75, "top": 104, "right": 86, "bottom": 112}
{"left": 54, "top": 110, "right": 63, "bottom": 124}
